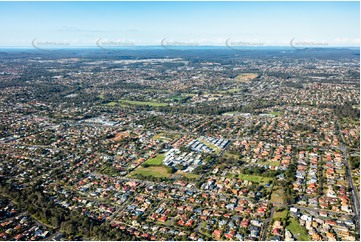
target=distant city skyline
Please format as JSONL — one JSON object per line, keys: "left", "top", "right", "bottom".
{"left": 0, "top": 1, "right": 359, "bottom": 47}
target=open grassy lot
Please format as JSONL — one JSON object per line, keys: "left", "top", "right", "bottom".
{"left": 105, "top": 101, "right": 118, "bottom": 106}
{"left": 176, "top": 171, "right": 201, "bottom": 180}
{"left": 222, "top": 151, "right": 240, "bottom": 161}
{"left": 273, "top": 209, "right": 288, "bottom": 220}
{"left": 237, "top": 174, "right": 273, "bottom": 184}
{"left": 129, "top": 166, "right": 170, "bottom": 178}
{"left": 270, "top": 188, "right": 286, "bottom": 204}
{"left": 270, "top": 111, "right": 281, "bottom": 116}
{"left": 143, "top": 154, "right": 165, "bottom": 166}
{"left": 258, "top": 160, "right": 280, "bottom": 167}
{"left": 286, "top": 218, "right": 311, "bottom": 241}
{"left": 153, "top": 132, "right": 181, "bottom": 141}
{"left": 119, "top": 99, "right": 168, "bottom": 107}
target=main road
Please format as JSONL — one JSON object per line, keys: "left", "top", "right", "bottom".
{"left": 336, "top": 120, "right": 360, "bottom": 226}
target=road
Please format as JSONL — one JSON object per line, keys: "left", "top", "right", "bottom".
{"left": 261, "top": 206, "right": 275, "bottom": 240}
{"left": 291, "top": 204, "right": 354, "bottom": 217}
{"left": 336, "top": 120, "right": 360, "bottom": 226}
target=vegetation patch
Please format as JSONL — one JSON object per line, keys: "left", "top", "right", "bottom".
{"left": 270, "top": 188, "right": 287, "bottom": 204}
{"left": 129, "top": 166, "right": 171, "bottom": 178}
{"left": 237, "top": 174, "right": 273, "bottom": 184}
{"left": 143, "top": 154, "right": 165, "bottom": 166}
{"left": 105, "top": 101, "right": 118, "bottom": 106}
{"left": 153, "top": 132, "right": 181, "bottom": 141}
{"left": 222, "top": 151, "right": 240, "bottom": 161}
{"left": 258, "top": 160, "right": 281, "bottom": 167}
{"left": 270, "top": 111, "right": 281, "bottom": 116}
{"left": 176, "top": 171, "right": 201, "bottom": 180}
{"left": 273, "top": 209, "right": 288, "bottom": 220}
{"left": 286, "top": 218, "right": 311, "bottom": 241}
{"left": 119, "top": 99, "right": 168, "bottom": 107}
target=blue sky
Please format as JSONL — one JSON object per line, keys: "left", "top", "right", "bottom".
{"left": 0, "top": 1, "right": 359, "bottom": 47}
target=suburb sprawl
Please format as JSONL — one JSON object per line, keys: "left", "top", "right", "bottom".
{"left": 0, "top": 48, "right": 359, "bottom": 241}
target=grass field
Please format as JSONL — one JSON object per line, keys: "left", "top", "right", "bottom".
{"left": 129, "top": 166, "right": 170, "bottom": 178}
{"left": 273, "top": 209, "right": 288, "bottom": 220}
{"left": 153, "top": 134, "right": 171, "bottom": 141}
{"left": 119, "top": 99, "right": 168, "bottom": 107}
{"left": 222, "top": 151, "right": 240, "bottom": 161}
{"left": 270, "top": 111, "right": 281, "bottom": 116}
{"left": 143, "top": 155, "right": 165, "bottom": 166}
{"left": 270, "top": 188, "right": 286, "bottom": 204}
{"left": 105, "top": 100, "right": 168, "bottom": 107}
{"left": 258, "top": 160, "right": 280, "bottom": 167}
{"left": 106, "top": 101, "right": 118, "bottom": 106}
{"left": 237, "top": 174, "right": 273, "bottom": 184}
{"left": 176, "top": 171, "right": 201, "bottom": 180}
{"left": 153, "top": 132, "right": 181, "bottom": 141}
{"left": 286, "top": 218, "right": 311, "bottom": 241}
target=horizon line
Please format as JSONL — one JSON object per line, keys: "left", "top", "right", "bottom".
{"left": 0, "top": 45, "right": 359, "bottom": 49}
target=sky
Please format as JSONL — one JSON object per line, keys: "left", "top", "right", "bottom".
{"left": 0, "top": 1, "right": 359, "bottom": 47}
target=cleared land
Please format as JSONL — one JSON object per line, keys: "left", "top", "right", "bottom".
{"left": 153, "top": 132, "right": 181, "bottom": 141}
{"left": 108, "top": 131, "right": 129, "bottom": 141}
{"left": 286, "top": 218, "right": 311, "bottom": 241}
{"left": 143, "top": 154, "right": 166, "bottom": 166}
{"left": 234, "top": 73, "right": 259, "bottom": 82}
{"left": 237, "top": 174, "right": 273, "bottom": 184}
{"left": 129, "top": 166, "right": 170, "bottom": 178}
{"left": 175, "top": 171, "right": 201, "bottom": 180}
{"left": 270, "top": 188, "right": 287, "bottom": 204}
